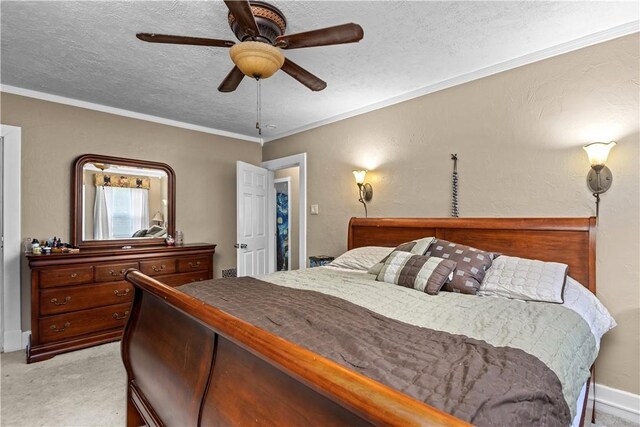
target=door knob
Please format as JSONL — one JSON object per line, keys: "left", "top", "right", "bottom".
{"left": 234, "top": 243, "right": 248, "bottom": 249}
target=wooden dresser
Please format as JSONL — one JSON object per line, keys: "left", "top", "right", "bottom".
{"left": 26, "top": 243, "right": 216, "bottom": 363}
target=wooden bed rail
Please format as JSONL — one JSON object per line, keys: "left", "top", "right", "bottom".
{"left": 122, "top": 269, "right": 469, "bottom": 427}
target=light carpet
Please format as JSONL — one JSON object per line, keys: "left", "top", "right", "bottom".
{"left": 0, "top": 342, "right": 637, "bottom": 426}
{"left": 1, "top": 343, "right": 125, "bottom": 426}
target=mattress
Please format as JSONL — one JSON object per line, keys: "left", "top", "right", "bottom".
{"left": 179, "top": 265, "right": 601, "bottom": 424}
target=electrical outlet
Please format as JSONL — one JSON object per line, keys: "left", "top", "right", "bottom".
{"left": 310, "top": 204, "right": 319, "bottom": 215}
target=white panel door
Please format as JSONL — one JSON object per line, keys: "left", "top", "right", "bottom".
{"left": 236, "top": 161, "right": 273, "bottom": 277}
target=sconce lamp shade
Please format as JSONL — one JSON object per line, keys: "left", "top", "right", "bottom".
{"left": 352, "top": 170, "right": 367, "bottom": 185}
{"left": 229, "top": 41, "right": 285, "bottom": 79}
{"left": 151, "top": 211, "right": 164, "bottom": 223}
{"left": 583, "top": 142, "right": 616, "bottom": 169}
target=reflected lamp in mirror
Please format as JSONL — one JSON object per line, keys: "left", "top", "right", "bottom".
{"left": 151, "top": 211, "right": 164, "bottom": 225}
{"left": 583, "top": 141, "right": 616, "bottom": 217}
{"left": 352, "top": 170, "right": 373, "bottom": 217}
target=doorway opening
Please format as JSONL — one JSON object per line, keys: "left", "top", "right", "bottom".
{"left": 262, "top": 153, "right": 306, "bottom": 273}
{"left": 274, "top": 176, "right": 291, "bottom": 271}
{"left": 235, "top": 153, "right": 306, "bottom": 277}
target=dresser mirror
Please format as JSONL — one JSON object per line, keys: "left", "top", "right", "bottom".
{"left": 72, "top": 154, "right": 175, "bottom": 249}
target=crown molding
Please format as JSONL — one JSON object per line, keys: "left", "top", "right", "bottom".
{"left": 0, "top": 85, "right": 263, "bottom": 144}
{"left": 263, "top": 22, "right": 640, "bottom": 143}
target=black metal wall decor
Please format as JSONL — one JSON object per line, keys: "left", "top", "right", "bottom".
{"left": 451, "top": 154, "right": 459, "bottom": 218}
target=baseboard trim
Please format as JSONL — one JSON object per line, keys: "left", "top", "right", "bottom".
{"left": 588, "top": 382, "right": 640, "bottom": 424}
{"left": 21, "top": 331, "right": 31, "bottom": 350}
{"left": 2, "top": 329, "right": 23, "bottom": 352}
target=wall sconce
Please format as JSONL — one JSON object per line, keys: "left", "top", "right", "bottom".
{"left": 352, "top": 170, "right": 373, "bottom": 217}
{"left": 583, "top": 141, "right": 616, "bottom": 217}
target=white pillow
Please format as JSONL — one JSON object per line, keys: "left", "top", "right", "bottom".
{"left": 480, "top": 255, "right": 568, "bottom": 303}
{"left": 562, "top": 276, "right": 616, "bottom": 349}
{"left": 328, "top": 246, "right": 394, "bottom": 271}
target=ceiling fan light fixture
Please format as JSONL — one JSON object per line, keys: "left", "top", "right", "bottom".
{"left": 229, "top": 41, "right": 284, "bottom": 79}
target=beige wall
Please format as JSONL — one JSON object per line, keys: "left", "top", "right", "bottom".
{"left": 263, "top": 34, "right": 640, "bottom": 395}
{"left": 1, "top": 92, "right": 262, "bottom": 327}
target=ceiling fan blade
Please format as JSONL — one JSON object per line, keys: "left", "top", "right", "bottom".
{"left": 275, "top": 23, "right": 364, "bottom": 50}
{"left": 281, "top": 58, "right": 327, "bottom": 92}
{"left": 136, "top": 33, "right": 235, "bottom": 48}
{"left": 224, "top": 0, "right": 260, "bottom": 38}
{"left": 218, "top": 66, "right": 245, "bottom": 92}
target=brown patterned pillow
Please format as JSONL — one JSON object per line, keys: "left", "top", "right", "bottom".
{"left": 426, "top": 239, "right": 499, "bottom": 295}
{"left": 376, "top": 251, "right": 457, "bottom": 295}
{"left": 367, "top": 237, "right": 435, "bottom": 275}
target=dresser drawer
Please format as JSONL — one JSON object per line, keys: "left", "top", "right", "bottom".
{"left": 94, "top": 262, "right": 139, "bottom": 282}
{"left": 160, "top": 272, "right": 210, "bottom": 287}
{"left": 139, "top": 258, "right": 177, "bottom": 276}
{"left": 38, "top": 303, "right": 131, "bottom": 344}
{"left": 40, "top": 266, "right": 94, "bottom": 288}
{"left": 177, "top": 256, "right": 210, "bottom": 273}
{"left": 39, "top": 282, "right": 134, "bottom": 316}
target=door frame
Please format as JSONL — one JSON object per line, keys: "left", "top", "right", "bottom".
{"left": 1, "top": 124, "right": 22, "bottom": 352}
{"left": 261, "top": 153, "right": 307, "bottom": 271}
{"left": 273, "top": 177, "right": 292, "bottom": 271}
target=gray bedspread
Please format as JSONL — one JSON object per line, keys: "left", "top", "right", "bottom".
{"left": 259, "top": 267, "right": 597, "bottom": 418}
{"left": 179, "top": 275, "right": 574, "bottom": 426}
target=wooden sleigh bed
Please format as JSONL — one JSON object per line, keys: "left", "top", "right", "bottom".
{"left": 122, "top": 217, "right": 596, "bottom": 426}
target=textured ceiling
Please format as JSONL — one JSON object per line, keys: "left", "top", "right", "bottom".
{"left": 1, "top": 1, "right": 638, "bottom": 142}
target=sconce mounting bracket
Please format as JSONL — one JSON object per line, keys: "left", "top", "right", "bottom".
{"left": 361, "top": 183, "right": 373, "bottom": 202}
{"left": 586, "top": 166, "right": 613, "bottom": 194}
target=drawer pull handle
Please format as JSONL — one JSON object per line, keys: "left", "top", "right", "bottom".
{"left": 152, "top": 264, "right": 165, "bottom": 272}
{"left": 50, "top": 296, "right": 71, "bottom": 306}
{"left": 190, "top": 278, "right": 204, "bottom": 282}
{"left": 50, "top": 322, "right": 70, "bottom": 332}
{"left": 70, "top": 273, "right": 78, "bottom": 278}
{"left": 113, "top": 311, "right": 129, "bottom": 320}
{"left": 188, "top": 261, "right": 201, "bottom": 268}
{"left": 114, "top": 289, "right": 130, "bottom": 297}
{"left": 109, "top": 269, "right": 127, "bottom": 277}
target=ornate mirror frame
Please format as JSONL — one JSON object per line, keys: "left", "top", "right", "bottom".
{"left": 71, "top": 154, "right": 176, "bottom": 249}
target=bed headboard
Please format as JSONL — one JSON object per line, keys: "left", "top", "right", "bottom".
{"left": 348, "top": 217, "right": 596, "bottom": 294}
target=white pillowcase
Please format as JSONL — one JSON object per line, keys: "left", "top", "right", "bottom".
{"left": 328, "top": 246, "right": 394, "bottom": 271}
{"left": 561, "top": 276, "right": 616, "bottom": 349}
{"left": 480, "top": 255, "right": 568, "bottom": 303}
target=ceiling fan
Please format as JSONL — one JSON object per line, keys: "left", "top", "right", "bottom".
{"left": 136, "top": 0, "right": 364, "bottom": 93}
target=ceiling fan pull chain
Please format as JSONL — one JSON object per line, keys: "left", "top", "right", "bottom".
{"left": 256, "top": 77, "right": 262, "bottom": 135}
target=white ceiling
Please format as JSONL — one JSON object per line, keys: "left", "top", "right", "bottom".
{"left": 1, "top": 1, "right": 638, "bottom": 142}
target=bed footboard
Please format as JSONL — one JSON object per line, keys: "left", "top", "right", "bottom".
{"left": 122, "top": 269, "right": 467, "bottom": 427}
